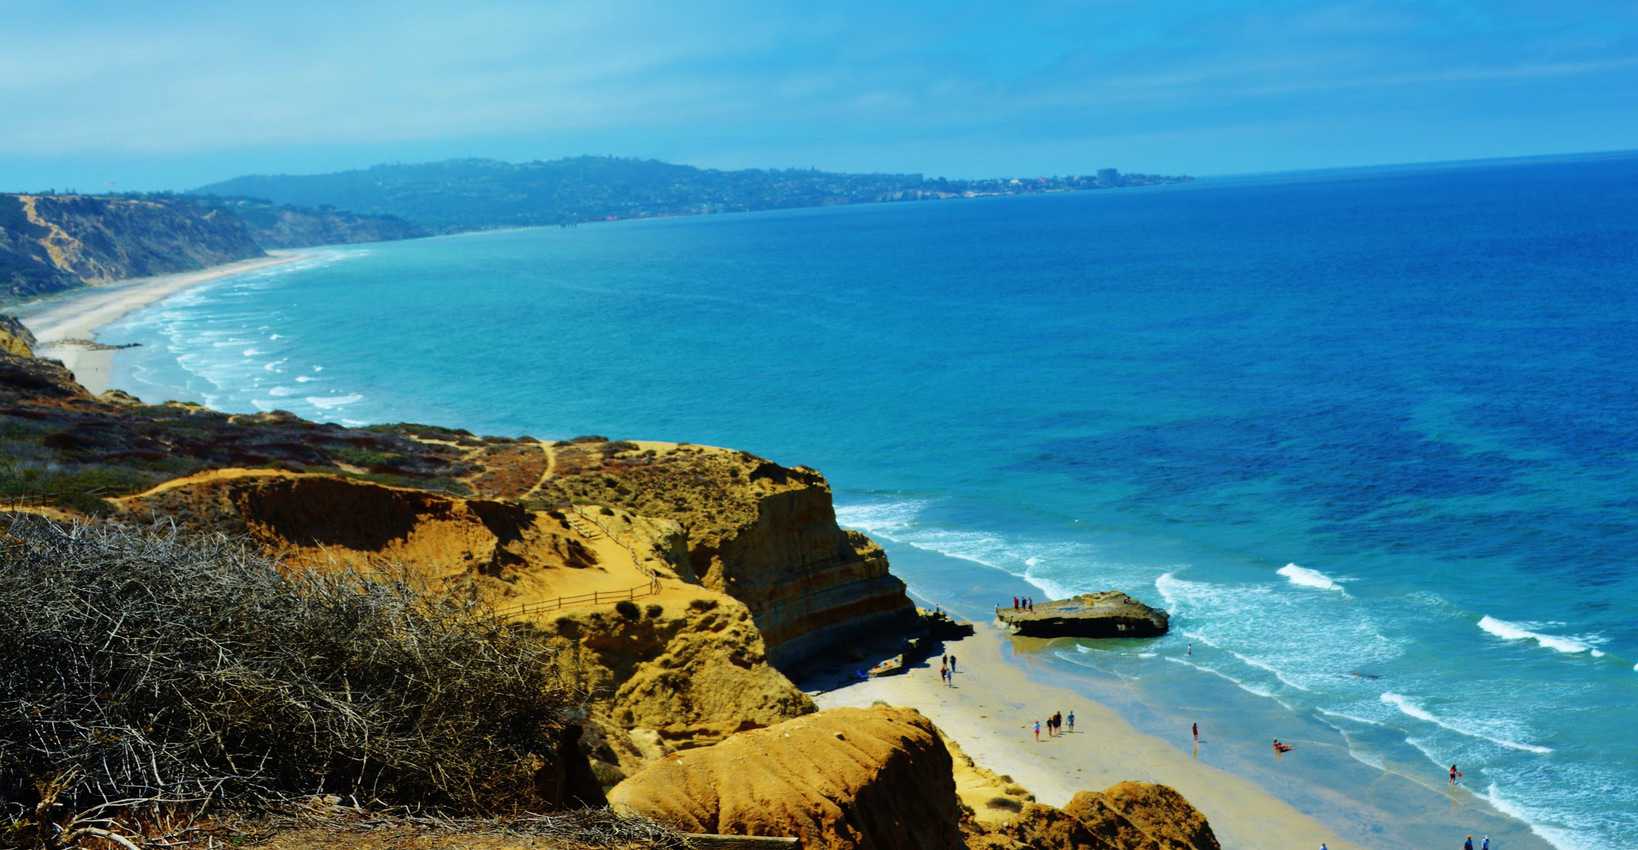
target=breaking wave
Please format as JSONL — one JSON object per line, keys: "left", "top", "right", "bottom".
{"left": 1478, "top": 616, "right": 1606, "bottom": 657}
{"left": 1379, "top": 692, "right": 1551, "bottom": 754}
{"left": 1277, "top": 562, "right": 1345, "bottom": 592}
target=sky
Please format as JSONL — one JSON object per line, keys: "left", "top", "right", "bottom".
{"left": 4, "top": 0, "right": 1638, "bottom": 191}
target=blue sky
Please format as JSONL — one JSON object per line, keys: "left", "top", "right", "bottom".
{"left": 4, "top": 0, "right": 1637, "bottom": 191}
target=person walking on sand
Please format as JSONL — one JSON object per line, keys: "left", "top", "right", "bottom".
{"left": 950, "top": 655, "right": 957, "bottom": 674}
{"left": 1034, "top": 720, "right": 1041, "bottom": 742}
{"left": 1464, "top": 836, "right": 1474, "bottom": 850}
{"left": 1481, "top": 836, "right": 1489, "bottom": 850}
{"left": 1067, "top": 710, "right": 1074, "bottom": 732}
{"left": 1192, "top": 722, "right": 1198, "bottom": 744}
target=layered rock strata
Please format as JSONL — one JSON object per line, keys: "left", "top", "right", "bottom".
{"left": 526, "top": 440, "right": 920, "bottom": 669}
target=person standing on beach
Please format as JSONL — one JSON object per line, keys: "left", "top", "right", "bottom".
{"left": 1192, "top": 722, "right": 1198, "bottom": 744}
{"left": 1067, "top": 710, "right": 1074, "bottom": 732}
{"left": 1034, "top": 720, "right": 1041, "bottom": 741}
{"left": 1013, "top": 596, "right": 1019, "bottom": 609}
{"left": 1481, "top": 836, "right": 1489, "bottom": 850}
{"left": 1464, "top": 836, "right": 1474, "bottom": 850}
{"left": 950, "top": 655, "right": 957, "bottom": 674}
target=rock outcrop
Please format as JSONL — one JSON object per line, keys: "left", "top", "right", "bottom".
{"left": 609, "top": 706, "right": 964, "bottom": 850}
{"left": 0, "top": 315, "right": 35, "bottom": 357}
{"left": 996, "top": 592, "right": 1168, "bottom": 639}
{"left": 539, "top": 590, "right": 815, "bottom": 753}
{"left": 974, "top": 803, "right": 1105, "bottom": 850}
{"left": 1, "top": 194, "right": 264, "bottom": 297}
{"left": 1063, "top": 783, "right": 1219, "bottom": 850}
{"left": 528, "top": 440, "right": 920, "bottom": 669}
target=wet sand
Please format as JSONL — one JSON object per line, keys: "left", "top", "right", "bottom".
{"left": 811, "top": 622, "right": 1368, "bottom": 850}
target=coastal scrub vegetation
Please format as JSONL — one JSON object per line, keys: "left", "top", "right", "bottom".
{"left": 0, "top": 515, "right": 662, "bottom": 847}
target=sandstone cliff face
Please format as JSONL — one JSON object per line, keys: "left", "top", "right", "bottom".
{"left": 540, "top": 591, "right": 815, "bottom": 751}
{"left": 0, "top": 315, "right": 35, "bottom": 357}
{"left": 191, "top": 196, "right": 426, "bottom": 249}
{"left": 529, "top": 440, "right": 919, "bottom": 669}
{"left": 114, "top": 470, "right": 688, "bottom": 603}
{"left": 609, "top": 706, "right": 964, "bottom": 850}
{"left": 0, "top": 194, "right": 264, "bottom": 296}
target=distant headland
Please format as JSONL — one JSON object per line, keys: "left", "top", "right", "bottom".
{"left": 192, "top": 155, "right": 1193, "bottom": 233}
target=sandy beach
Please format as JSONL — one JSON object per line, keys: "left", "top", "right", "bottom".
{"left": 812, "top": 622, "right": 1367, "bottom": 850}
{"left": 16, "top": 252, "right": 313, "bottom": 394}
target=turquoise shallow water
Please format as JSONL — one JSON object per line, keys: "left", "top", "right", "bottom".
{"left": 106, "top": 155, "right": 1638, "bottom": 850}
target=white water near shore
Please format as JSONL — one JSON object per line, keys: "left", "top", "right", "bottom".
{"left": 13, "top": 252, "right": 321, "bottom": 393}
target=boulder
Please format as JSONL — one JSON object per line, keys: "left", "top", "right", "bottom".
{"left": 983, "top": 803, "right": 1104, "bottom": 849}
{"left": 996, "top": 592, "right": 1168, "bottom": 639}
{"left": 1064, "top": 782, "right": 1219, "bottom": 850}
{"left": 608, "top": 706, "right": 964, "bottom": 850}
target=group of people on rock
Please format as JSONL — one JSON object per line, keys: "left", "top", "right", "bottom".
{"left": 939, "top": 654, "right": 958, "bottom": 686}
{"left": 1033, "top": 710, "right": 1073, "bottom": 740}
{"left": 1011, "top": 596, "right": 1035, "bottom": 611}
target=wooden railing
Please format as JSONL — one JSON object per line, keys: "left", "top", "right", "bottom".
{"left": 495, "top": 506, "right": 667, "bottom": 618}
{"left": 495, "top": 574, "right": 662, "bottom": 618}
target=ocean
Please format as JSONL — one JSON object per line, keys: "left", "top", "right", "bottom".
{"left": 105, "top": 153, "right": 1638, "bottom": 850}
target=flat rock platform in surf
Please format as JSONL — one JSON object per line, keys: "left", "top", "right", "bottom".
{"left": 996, "top": 591, "right": 1169, "bottom": 639}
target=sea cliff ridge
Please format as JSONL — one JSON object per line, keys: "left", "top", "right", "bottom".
{"left": 0, "top": 315, "right": 1240, "bottom": 849}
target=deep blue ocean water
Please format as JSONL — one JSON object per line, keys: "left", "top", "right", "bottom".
{"left": 106, "top": 154, "right": 1638, "bottom": 850}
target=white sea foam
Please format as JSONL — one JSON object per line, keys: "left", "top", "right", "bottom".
{"left": 1163, "top": 656, "right": 1292, "bottom": 709}
{"left": 1277, "top": 562, "right": 1345, "bottom": 592}
{"left": 834, "top": 499, "right": 929, "bottom": 537}
{"left": 242, "top": 348, "right": 262, "bottom": 357}
{"left": 263, "top": 358, "right": 287, "bottom": 373}
{"left": 1315, "top": 707, "right": 1389, "bottom": 730}
{"left": 1228, "top": 649, "right": 1313, "bottom": 692}
{"left": 834, "top": 499, "right": 1117, "bottom": 601}
{"left": 295, "top": 375, "right": 318, "bottom": 383}
{"left": 1478, "top": 615, "right": 1606, "bottom": 657}
{"left": 267, "top": 386, "right": 297, "bottom": 397}
{"left": 306, "top": 393, "right": 363, "bottom": 410}
{"left": 1484, "top": 784, "right": 1592, "bottom": 850}
{"left": 1379, "top": 692, "right": 1551, "bottom": 754}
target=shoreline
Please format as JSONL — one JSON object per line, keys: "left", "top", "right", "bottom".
{"left": 14, "top": 252, "right": 315, "bottom": 394}
{"left": 810, "top": 621, "right": 1369, "bottom": 850}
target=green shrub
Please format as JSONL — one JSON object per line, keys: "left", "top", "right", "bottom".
{"left": 614, "top": 600, "right": 641, "bottom": 621}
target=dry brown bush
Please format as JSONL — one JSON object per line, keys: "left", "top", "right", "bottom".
{"left": 0, "top": 514, "right": 598, "bottom": 847}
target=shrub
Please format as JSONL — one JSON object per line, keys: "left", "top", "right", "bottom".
{"left": 986, "top": 796, "right": 1024, "bottom": 812}
{"left": 0, "top": 515, "right": 583, "bottom": 835}
{"left": 614, "top": 600, "right": 641, "bottom": 621}
{"left": 644, "top": 604, "right": 664, "bottom": 619}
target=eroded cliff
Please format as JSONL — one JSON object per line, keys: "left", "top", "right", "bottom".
{"left": 528, "top": 439, "right": 919, "bottom": 669}
{"left": 0, "top": 194, "right": 264, "bottom": 296}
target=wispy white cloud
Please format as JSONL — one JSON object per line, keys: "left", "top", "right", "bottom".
{"left": 2, "top": 0, "right": 1637, "bottom": 184}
